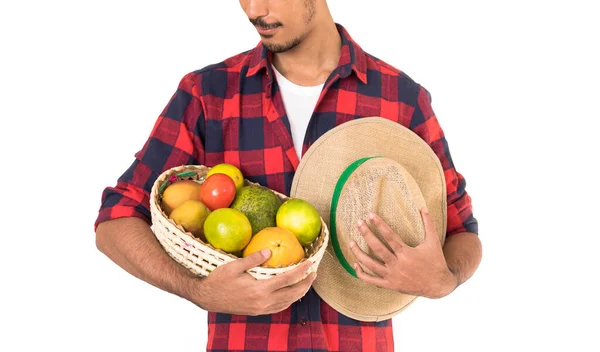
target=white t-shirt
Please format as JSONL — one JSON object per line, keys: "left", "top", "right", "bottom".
{"left": 272, "top": 65, "right": 324, "bottom": 160}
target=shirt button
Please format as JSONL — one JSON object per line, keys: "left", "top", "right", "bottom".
{"left": 300, "top": 318, "right": 307, "bottom": 326}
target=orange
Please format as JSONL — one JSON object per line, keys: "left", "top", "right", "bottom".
{"left": 206, "top": 163, "right": 245, "bottom": 191}
{"left": 276, "top": 198, "right": 322, "bottom": 246}
{"left": 243, "top": 227, "right": 305, "bottom": 268}
{"left": 161, "top": 180, "right": 202, "bottom": 216}
{"left": 203, "top": 208, "right": 252, "bottom": 254}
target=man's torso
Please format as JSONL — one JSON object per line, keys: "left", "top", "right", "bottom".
{"left": 191, "top": 24, "right": 423, "bottom": 351}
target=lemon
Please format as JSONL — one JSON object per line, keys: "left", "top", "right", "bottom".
{"left": 206, "top": 163, "right": 244, "bottom": 191}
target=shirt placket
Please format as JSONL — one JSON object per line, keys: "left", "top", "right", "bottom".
{"left": 296, "top": 289, "right": 313, "bottom": 349}
{"left": 293, "top": 71, "right": 346, "bottom": 350}
{"left": 300, "top": 68, "right": 347, "bottom": 158}
{"left": 261, "top": 65, "right": 348, "bottom": 350}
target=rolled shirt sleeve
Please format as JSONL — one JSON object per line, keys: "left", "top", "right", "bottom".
{"left": 94, "top": 72, "right": 206, "bottom": 231}
{"left": 411, "top": 85, "right": 479, "bottom": 236}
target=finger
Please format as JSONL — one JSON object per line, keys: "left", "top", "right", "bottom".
{"left": 367, "top": 213, "right": 406, "bottom": 252}
{"left": 272, "top": 272, "right": 317, "bottom": 303}
{"left": 228, "top": 249, "right": 271, "bottom": 273}
{"left": 358, "top": 219, "right": 396, "bottom": 263}
{"left": 265, "top": 260, "right": 313, "bottom": 291}
{"left": 353, "top": 263, "right": 390, "bottom": 289}
{"left": 420, "top": 208, "right": 439, "bottom": 246}
{"left": 349, "top": 240, "right": 387, "bottom": 278}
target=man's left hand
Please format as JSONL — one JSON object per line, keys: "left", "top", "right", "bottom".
{"left": 349, "top": 208, "right": 458, "bottom": 299}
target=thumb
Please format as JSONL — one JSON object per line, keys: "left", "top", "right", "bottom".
{"left": 232, "top": 249, "right": 271, "bottom": 272}
{"left": 421, "top": 208, "right": 439, "bottom": 245}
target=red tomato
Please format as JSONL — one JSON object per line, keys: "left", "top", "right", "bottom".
{"left": 200, "top": 173, "right": 236, "bottom": 211}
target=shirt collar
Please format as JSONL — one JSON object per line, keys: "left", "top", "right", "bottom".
{"left": 245, "top": 23, "right": 368, "bottom": 84}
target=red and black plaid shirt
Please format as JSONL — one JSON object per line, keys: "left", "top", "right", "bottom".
{"left": 95, "top": 23, "right": 478, "bottom": 352}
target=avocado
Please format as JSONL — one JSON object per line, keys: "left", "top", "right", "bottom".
{"left": 230, "top": 185, "right": 283, "bottom": 235}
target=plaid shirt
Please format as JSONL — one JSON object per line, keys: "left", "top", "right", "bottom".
{"left": 95, "top": 24, "right": 478, "bottom": 352}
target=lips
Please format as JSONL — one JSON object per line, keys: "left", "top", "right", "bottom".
{"left": 256, "top": 25, "right": 280, "bottom": 36}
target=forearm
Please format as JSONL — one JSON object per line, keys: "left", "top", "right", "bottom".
{"left": 95, "top": 217, "right": 198, "bottom": 301}
{"left": 443, "top": 232, "right": 482, "bottom": 286}
{"left": 94, "top": 216, "right": 311, "bottom": 316}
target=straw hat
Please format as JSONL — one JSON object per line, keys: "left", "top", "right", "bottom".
{"left": 290, "top": 117, "right": 447, "bottom": 322}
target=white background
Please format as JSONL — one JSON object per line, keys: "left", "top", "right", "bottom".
{"left": 1, "top": 0, "right": 599, "bottom": 351}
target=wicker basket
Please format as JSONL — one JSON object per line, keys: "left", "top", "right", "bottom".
{"left": 149, "top": 164, "right": 329, "bottom": 280}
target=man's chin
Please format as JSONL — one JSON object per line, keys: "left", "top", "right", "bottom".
{"left": 263, "top": 37, "right": 302, "bottom": 54}
{"left": 263, "top": 41, "right": 288, "bottom": 54}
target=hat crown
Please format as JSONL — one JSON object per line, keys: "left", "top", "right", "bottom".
{"left": 336, "top": 157, "right": 426, "bottom": 276}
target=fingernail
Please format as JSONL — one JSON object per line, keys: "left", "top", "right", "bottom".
{"left": 423, "top": 207, "right": 429, "bottom": 214}
{"left": 357, "top": 219, "right": 364, "bottom": 227}
{"left": 368, "top": 213, "right": 375, "bottom": 220}
{"left": 353, "top": 263, "right": 359, "bottom": 270}
{"left": 261, "top": 249, "right": 271, "bottom": 258}
{"left": 349, "top": 241, "right": 355, "bottom": 249}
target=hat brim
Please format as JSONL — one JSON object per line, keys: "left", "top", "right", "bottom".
{"left": 290, "top": 117, "right": 447, "bottom": 322}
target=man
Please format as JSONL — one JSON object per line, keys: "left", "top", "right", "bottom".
{"left": 95, "top": 0, "right": 482, "bottom": 350}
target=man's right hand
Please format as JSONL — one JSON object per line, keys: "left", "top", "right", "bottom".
{"left": 189, "top": 249, "right": 317, "bottom": 316}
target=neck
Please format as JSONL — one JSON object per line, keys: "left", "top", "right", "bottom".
{"left": 272, "top": 19, "right": 341, "bottom": 86}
